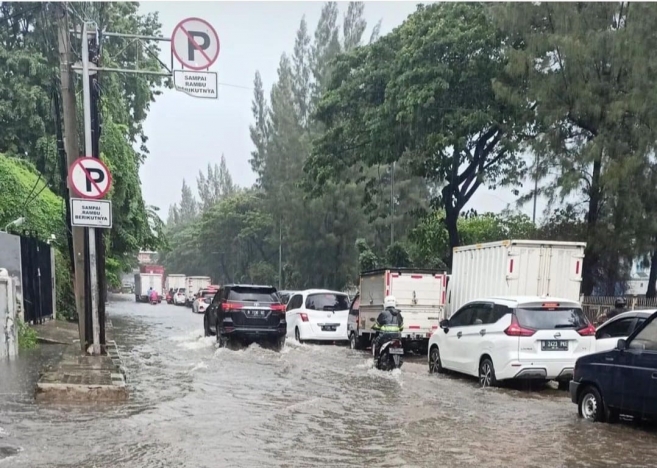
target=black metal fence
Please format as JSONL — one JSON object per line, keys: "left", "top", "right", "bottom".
{"left": 20, "top": 234, "right": 53, "bottom": 324}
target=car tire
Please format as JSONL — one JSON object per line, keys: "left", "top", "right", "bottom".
{"left": 204, "top": 313, "right": 216, "bottom": 337}
{"left": 557, "top": 380, "right": 569, "bottom": 391}
{"left": 429, "top": 345, "right": 445, "bottom": 374}
{"left": 578, "top": 385, "right": 606, "bottom": 422}
{"left": 295, "top": 327, "right": 304, "bottom": 344}
{"left": 274, "top": 336, "right": 286, "bottom": 351}
{"left": 478, "top": 357, "right": 498, "bottom": 388}
{"left": 217, "top": 334, "right": 229, "bottom": 348}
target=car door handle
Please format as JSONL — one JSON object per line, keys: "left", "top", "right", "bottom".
{"left": 605, "top": 357, "right": 614, "bottom": 361}
{"left": 479, "top": 329, "right": 486, "bottom": 336}
{"left": 457, "top": 331, "right": 462, "bottom": 338}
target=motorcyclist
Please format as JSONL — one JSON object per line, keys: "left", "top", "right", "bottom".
{"left": 605, "top": 297, "right": 628, "bottom": 322}
{"left": 372, "top": 295, "right": 404, "bottom": 358}
{"left": 148, "top": 287, "right": 158, "bottom": 303}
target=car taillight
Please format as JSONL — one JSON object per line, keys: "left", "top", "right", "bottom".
{"left": 224, "top": 302, "right": 243, "bottom": 310}
{"left": 504, "top": 315, "right": 536, "bottom": 337}
{"left": 271, "top": 304, "right": 286, "bottom": 312}
{"left": 577, "top": 323, "right": 596, "bottom": 336}
{"left": 300, "top": 313, "right": 309, "bottom": 322}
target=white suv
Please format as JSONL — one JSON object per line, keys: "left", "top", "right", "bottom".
{"left": 427, "top": 296, "right": 595, "bottom": 388}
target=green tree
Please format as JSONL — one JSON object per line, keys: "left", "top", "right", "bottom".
{"left": 308, "top": 3, "right": 529, "bottom": 266}
{"left": 178, "top": 179, "right": 198, "bottom": 223}
{"left": 494, "top": 2, "right": 657, "bottom": 294}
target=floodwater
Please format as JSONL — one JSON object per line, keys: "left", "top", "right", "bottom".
{"left": 2, "top": 295, "right": 657, "bottom": 468}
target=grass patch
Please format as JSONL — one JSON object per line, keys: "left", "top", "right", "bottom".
{"left": 17, "top": 318, "right": 38, "bottom": 349}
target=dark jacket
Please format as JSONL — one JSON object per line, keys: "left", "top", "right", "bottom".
{"left": 373, "top": 307, "right": 404, "bottom": 333}
{"left": 605, "top": 307, "right": 628, "bottom": 321}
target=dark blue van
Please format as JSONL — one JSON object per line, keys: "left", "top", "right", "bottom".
{"left": 570, "top": 310, "right": 657, "bottom": 422}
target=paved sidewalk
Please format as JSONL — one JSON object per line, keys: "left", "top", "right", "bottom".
{"left": 34, "top": 320, "right": 128, "bottom": 403}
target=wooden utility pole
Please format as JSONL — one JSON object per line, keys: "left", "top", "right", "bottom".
{"left": 56, "top": 2, "right": 88, "bottom": 351}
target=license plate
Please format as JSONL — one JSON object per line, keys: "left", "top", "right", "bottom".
{"left": 321, "top": 326, "right": 336, "bottom": 332}
{"left": 541, "top": 340, "right": 568, "bottom": 351}
{"left": 389, "top": 347, "right": 404, "bottom": 355}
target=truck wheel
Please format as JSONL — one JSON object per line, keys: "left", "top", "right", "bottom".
{"left": 349, "top": 332, "right": 362, "bottom": 350}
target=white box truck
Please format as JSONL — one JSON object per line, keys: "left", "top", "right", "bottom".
{"left": 446, "top": 240, "right": 586, "bottom": 316}
{"left": 348, "top": 268, "right": 447, "bottom": 352}
{"left": 134, "top": 272, "right": 163, "bottom": 302}
{"left": 165, "top": 274, "right": 186, "bottom": 293}
{"left": 185, "top": 276, "right": 211, "bottom": 306}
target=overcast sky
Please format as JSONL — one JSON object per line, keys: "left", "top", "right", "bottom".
{"left": 138, "top": 1, "right": 548, "bottom": 220}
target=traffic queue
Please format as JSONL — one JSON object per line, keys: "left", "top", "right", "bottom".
{"left": 149, "top": 238, "right": 657, "bottom": 426}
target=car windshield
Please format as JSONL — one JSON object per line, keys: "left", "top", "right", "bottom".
{"left": 177, "top": 288, "right": 185, "bottom": 293}
{"left": 515, "top": 308, "right": 588, "bottom": 330}
{"left": 202, "top": 295, "right": 213, "bottom": 304}
{"left": 227, "top": 287, "right": 278, "bottom": 303}
{"left": 305, "top": 293, "right": 350, "bottom": 311}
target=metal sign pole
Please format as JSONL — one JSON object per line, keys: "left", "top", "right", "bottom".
{"left": 81, "top": 22, "right": 101, "bottom": 356}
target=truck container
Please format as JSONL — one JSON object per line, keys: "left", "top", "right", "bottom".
{"left": 165, "top": 274, "right": 186, "bottom": 292}
{"left": 185, "top": 276, "right": 212, "bottom": 305}
{"left": 348, "top": 268, "right": 447, "bottom": 353}
{"left": 134, "top": 272, "right": 164, "bottom": 302}
{"left": 140, "top": 265, "right": 165, "bottom": 290}
{"left": 447, "top": 240, "right": 586, "bottom": 316}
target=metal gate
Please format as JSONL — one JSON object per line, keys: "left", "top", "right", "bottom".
{"left": 20, "top": 234, "right": 53, "bottom": 324}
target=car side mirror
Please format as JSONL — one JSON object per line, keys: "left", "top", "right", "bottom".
{"left": 616, "top": 338, "right": 627, "bottom": 351}
{"left": 440, "top": 319, "right": 449, "bottom": 333}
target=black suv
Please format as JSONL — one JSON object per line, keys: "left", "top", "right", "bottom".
{"left": 570, "top": 310, "right": 657, "bottom": 423}
{"left": 203, "top": 284, "right": 286, "bottom": 350}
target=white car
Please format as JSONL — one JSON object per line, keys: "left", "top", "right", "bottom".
{"left": 286, "top": 289, "right": 351, "bottom": 343}
{"left": 192, "top": 293, "right": 214, "bottom": 314}
{"left": 427, "top": 296, "right": 596, "bottom": 388}
{"left": 593, "top": 310, "right": 654, "bottom": 353}
{"left": 173, "top": 288, "right": 187, "bottom": 306}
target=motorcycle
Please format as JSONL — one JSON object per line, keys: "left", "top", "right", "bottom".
{"left": 374, "top": 337, "right": 404, "bottom": 371}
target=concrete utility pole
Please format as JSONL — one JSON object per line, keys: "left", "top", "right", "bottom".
{"left": 56, "top": 2, "right": 88, "bottom": 351}
{"left": 81, "top": 22, "right": 101, "bottom": 356}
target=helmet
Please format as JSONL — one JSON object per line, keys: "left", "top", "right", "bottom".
{"left": 384, "top": 295, "right": 397, "bottom": 309}
{"left": 615, "top": 297, "right": 627, "bottom": 308}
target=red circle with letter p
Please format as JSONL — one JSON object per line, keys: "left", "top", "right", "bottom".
{"left": 171, "top": 17, "right": 220, "bottom": 70}
{"left": 68, "top": 158, "right": 112, "bottom": 199}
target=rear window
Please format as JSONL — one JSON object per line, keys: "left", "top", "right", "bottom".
{"left": 203, "top": 295, "right": 213, "bottom": 304}
{"left": 515, "top": 308, "right": 588, "bottom": 330}
{"left": 306, "top": 293, "right": 350, "bottom": 311}
{"left": 227, "top": 287, "right": 278, "bottom": 303}
{"left": 177, "top": 288, "right": 186, "bottom": 293}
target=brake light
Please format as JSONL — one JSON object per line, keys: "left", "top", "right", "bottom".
{"left": 271, "top": 304, "right": 286, "bottom": 312}
{"left": 577, "top": 323, "right": 596, "bottom": 336}
{"left": 224, "top": 302, "right": 243, "bottom": 310}
{"left": 300, "top": 313, "right": 309, "bottom": 322}
{"left": 504, "top": 315, "right": 536, "bottom": 336}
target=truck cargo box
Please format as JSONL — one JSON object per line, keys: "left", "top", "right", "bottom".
{"left": 357, "top": 268, "right": 447, "bottom": 348}
{"left": 447, "top": 240, "right": 586, "bottom": 316}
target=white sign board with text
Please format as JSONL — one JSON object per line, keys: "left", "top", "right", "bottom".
{"left": 173, "top": 70, "right": 218, "bottom": 99}
{"left": 70, "top": 198, "right": 112, "bottom": 229}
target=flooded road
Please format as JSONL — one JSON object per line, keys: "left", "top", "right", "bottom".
{"left": 2, "top": 295, "right": 657, "bottom": 467}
